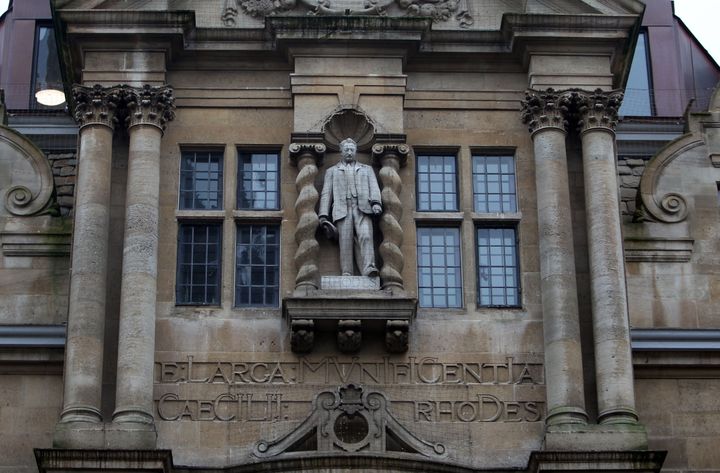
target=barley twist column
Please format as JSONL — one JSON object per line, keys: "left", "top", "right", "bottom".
{"left": 289, "top": 140, "right": 326, "bottom": 293}
{"left": 521, "top": 89, "right": 588, "bottom": 427}
{"left": 574, "top": 89, "right": 638, "bottom": 425}
{"left": 58, "top": 85, "right": 121, "bottom": 430}
{"left": 372, "top": 141, "right": 410, "bottom": 291}
{"left": 112, "top": 85, "right": 175, "bottom": 438}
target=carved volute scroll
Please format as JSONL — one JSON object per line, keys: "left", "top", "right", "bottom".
{"left": 254, "top": 384, "right": 446, "bottom": 459}
{"left": 289, "top": 137, "right": 326, "bottom": 292}
{"left": 222, "top": 0, "right": 473, "bottom": 28}
{"left": 372, "top": 140, "right": 409, "bottom": 291}
{"left": 520, "top": 88, "right": 572, "bottom": 136}
{"left": 124, "top": 84, "right": 176, "bottom": 132}
{"left": 72, "top": 84, "right": 123, "bottom": 130}
{"left": 0, "top": 125, "right": 57, "bottom": 217}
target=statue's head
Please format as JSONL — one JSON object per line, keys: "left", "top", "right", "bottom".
{"left": 340, "top": 138, "right": 357, "bottom": 162}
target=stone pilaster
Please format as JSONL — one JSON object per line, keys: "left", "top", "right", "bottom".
{"left": 55, "top": 84, "right": 121, "bottom": 447}
{"left": 289, "top": 137, "right": 326, "bottom": 293}
{"left": 521, "top": 89, "right": 588, "bottom": 427}
{"left": 372, "top": 139, "right": 409, "bottom": 291}
{"left": 112, "top": 85, "right": 175, "bottom": 446}
{"left": 574, "top": 89, "right": 639, "bottom": 425}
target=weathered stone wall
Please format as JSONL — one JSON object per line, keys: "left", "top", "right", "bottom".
{"left": 617, "top": 155, "right": 648, "bottom": 221}
{"left": 47, "top": 151, "right": 77, "bottom": 217}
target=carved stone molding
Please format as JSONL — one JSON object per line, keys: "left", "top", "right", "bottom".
{"left": 385, "top": 319, "right": 409, "bottom": 353}
{"left": 372, "top": 139, "right": 410, "bottom": 291}
{"left": 124, "top": 84, "right": 176, "bottom": 132}
{"left": 290, "top": 319, "right": 315, "bottom": 353}
{"left": 520, "top": 88, "right": 571, "bottom": 136}
{"left": 72, "top": 84, "right": 123, "bottom": 130}
{"left": 569, "top": 89, "right": 624, "bottom": 134}
{"left": 290, "top": 139, "right": 326, "bottom": 293}
{"left": 222, "top": 0, "right": 472, "bottom": 28}
{"left": 254, "top": 384, "right": 447, "bottom": 458}
{"left": 337, "top": 320, "right": 362, "bottom": 353}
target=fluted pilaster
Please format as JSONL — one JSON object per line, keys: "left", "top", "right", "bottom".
{"left": 372, "top": 141, "right": 409, "bottom": 291}
{"left": 290, "top": 140, "right": 326, "bottom": 293}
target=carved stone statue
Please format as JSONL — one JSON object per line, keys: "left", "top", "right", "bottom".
{"left": 319, "top": 138, "right": 382, "bottom": 277}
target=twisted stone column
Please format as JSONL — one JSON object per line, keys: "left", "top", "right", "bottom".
{"left": 372, "top": 142, "right": 409, "bottom": 291}
{"left": 521, "top": 89, "right": 588, "bottom": 427}
{"left": 58, "top": 85, "right": 121, "bottom": 428}
{"left": 289, "top": 141, "right": 325, "bottom": 293}
{"left": 112, "top": 85, "right": 175, "bottom": 438}
{"left": 574, "top": 89, "right": 638, "bottom": 425}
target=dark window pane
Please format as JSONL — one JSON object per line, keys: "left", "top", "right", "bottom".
{"left": 179, "top": 151, "right": 224, "bottom": 210}
{"left": 619, "top": 32, "right": 653, "bottom": 117}
{"left": 416, "top": 227, "right": 462, "bottom": 308}
{"left": 176, "top": 223, "right": 222, "bottom": 305}
{"left": 237, "top": 152, "right": 280, "bottom": 210}
{"left": 416, "top": 155, "right": 458, "bottom": 211}
{"left": 235, "top": 224, "right": 280, "bottom": 307}
{"left": 472, "top": 155, "right": 517, "bottom": 213}
{"left": 477, "top": 227, "right": 520, "bottom": 307}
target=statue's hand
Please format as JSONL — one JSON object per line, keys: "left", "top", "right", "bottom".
{"left": 371, "top": 204, "right": 382, "bottom": 215}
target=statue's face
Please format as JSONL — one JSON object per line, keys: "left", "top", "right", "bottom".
{"left": 341, "top": 141, "right": 357, "bottom": 162}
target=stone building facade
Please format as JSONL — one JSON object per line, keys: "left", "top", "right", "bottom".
{"left": 1, "top": 0, "right": 720, "bottom": 472}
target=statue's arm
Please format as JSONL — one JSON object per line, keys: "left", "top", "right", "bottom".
{"left": 318, "top": 168, "right": 333, "bottom": 220}
{"left": 368, "top": 167, "right": 382, "bottom": 207}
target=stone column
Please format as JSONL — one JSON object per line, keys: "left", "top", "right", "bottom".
{"left": 289, "top": 136, "right": 325, "bottom": 293}
{"left": 372, "top": 139, "right": 410, "bottom": 291}
{"left": 112, "top": 85, "right": 175, "bottom": 437}
{"left": 58, "top": 85, "right": 121, "bottom": 428}
{"left": 521, "top": 89, "right": 588, "bottom": 426}
{"left": 575, "top": 89, "right": 638, "bottom": 425}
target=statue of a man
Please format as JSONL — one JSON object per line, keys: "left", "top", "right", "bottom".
{"left": 319, "top": 138, "right": 382, "bottom": 277}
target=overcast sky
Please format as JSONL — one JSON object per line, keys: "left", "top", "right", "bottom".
{"left": 0, "top": 0, "right": 717, "bottom": 62}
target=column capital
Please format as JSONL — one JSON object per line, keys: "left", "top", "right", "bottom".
{"left": 124, "top": 84, "right": 176, "bottom": 132}
{"left": 521, "top": 88, "right": 571, "bottom": 136}
{"left": 570, "top": 88, "right": 624, "bottom": 135}
{"left": 289, "top": 142, "right": 326, "bottom": 167}
{"left": 372, "top": 142, "right": 410, "bottom": 167}
{"left": 72, "top": 84, "right": 123, "bottom": 130}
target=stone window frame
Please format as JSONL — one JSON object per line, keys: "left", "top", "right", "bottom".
{"left": 174, "top": 144, "right": 284, "bottom": 309}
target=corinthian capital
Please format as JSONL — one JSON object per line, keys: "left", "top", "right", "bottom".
{"left": 72, "top": 84, "right": 123, "bottom": 130}
{"left": 520, "top": 88, "right": 572, "bottom": 135}
{"left": 570, "top": 89, "right": 624, "bottom": 134}
{"left": 125, "top": 84, "right": 176, "bottom": 132}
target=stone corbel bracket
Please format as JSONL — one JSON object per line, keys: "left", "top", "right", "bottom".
{"left": 254, "top": 384, "right": 446, "bottom": 459}
{"left": 284, "top": 295, "right": 416, "bottom": 353}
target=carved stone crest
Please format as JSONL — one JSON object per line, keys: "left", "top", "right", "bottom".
{"left": 222, "top": 0, "right": 472, "bottom": 28}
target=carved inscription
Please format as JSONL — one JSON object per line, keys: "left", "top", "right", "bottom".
{"left": 154, "top": 356, "right": 546, "bottom": 424}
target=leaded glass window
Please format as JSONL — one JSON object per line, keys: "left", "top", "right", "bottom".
{"left": 237, "top": 151, "right": 279, "bottom": 210}
{"left": 416, "top": 155, "right": 458, "bottom": 211}
{"left": 179, "top": 150, "right": 223, "bottom": 210}
{"left": 235, "top": 224, "right": 280, "bottom": 307}
{"left": 176, "top": 223, "right": 222, "bottom": 305}
{"left": 417, "top": 227, "right": 462, "bottom": 308}
{"left": 477, "top": 227, "right": 519, "bottom": 307}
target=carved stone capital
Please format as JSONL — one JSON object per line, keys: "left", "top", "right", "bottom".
{"left": 124, "top": 84, "right": 176, "bottom": 132}
{"left": 521, "top": 88, "right": 572, "bottom": 136}
{"left": 72, "top": 84, "right": 123, "bottom": 130}
{"left": 289, "top": 142, "right": 326, "bottom": 167}
{"left": 372, "top": 142, "right": 410, "bottom": 167}
{"left": 385, "top": 320, "right": 409, "bottom": 353}
{"left": 290, "top": 319, "right": 315, "bottom": 354}
{"left": 570, "top": 89, "right": 624, "bottom": 134}
{"left": 337, "top": 320, "right": 362, "bottom": 354}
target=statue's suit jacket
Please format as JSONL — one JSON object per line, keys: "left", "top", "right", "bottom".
{"left": 319, "top": 162, "right": 382, "bottom": 222}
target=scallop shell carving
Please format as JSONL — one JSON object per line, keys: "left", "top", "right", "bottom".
{"left": 322, "top": 108, "right": 377, "bottom": 152}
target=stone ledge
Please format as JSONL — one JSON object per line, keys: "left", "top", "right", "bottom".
{"left": 53, "top": 421, "right": 157, "bottom": 450}
{"left": 35, "top": 449, "right": 172, "bottom": 473}
{"left": 544, "top": 423, "right": 648, "bottom": 451}
{"left": 528, "top": 451, "right": 666, "bottom": 473}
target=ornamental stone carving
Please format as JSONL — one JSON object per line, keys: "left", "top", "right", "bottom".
{"left": 520, "top": 88, "right": 572, "bottom": 135}
{"left": 569, "top": 88, "right": 624, "bottom": 134}
{"left": 337, "top": 319, "right": 362, "bottom": 353}
{"left": 72, "top": 84, "right": 123, "bottom": 130}
{"left": 222, "top": 0, "right": 472, "bottom": 28}
{"left": 124, "top": 84, "right": 176, "bottom": 132}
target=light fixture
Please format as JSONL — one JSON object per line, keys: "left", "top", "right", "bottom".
{"left": 35, "top": 88, "right": 66, "bottom": 106}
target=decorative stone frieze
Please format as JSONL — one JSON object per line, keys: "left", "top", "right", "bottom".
{"left": 337, "top": 319, "right": 362, "bottom": 353}
{"left": 222, "top": 0, "right": 472, "bottom": 28}
{"left": 372, "top": 139, "right": 409, "bottom": 291}
{"left": 72, "top": 84, "right": 123, "bottom": 130}
{"left": 570, "top": 88, "right": 624, "bottom": 134}
{"left": 289, "top": 138, "right": 326, "bottom": 293}
{"left": 520, "top": 88, "right": 571, "bottom": 136}
{"left": 124, "top": 84, "right": 176, "bottom": 132}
